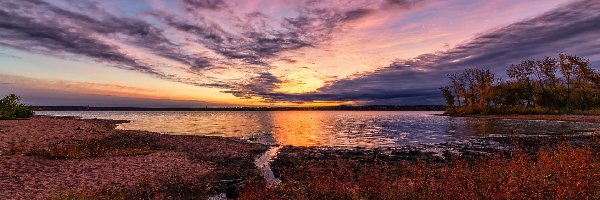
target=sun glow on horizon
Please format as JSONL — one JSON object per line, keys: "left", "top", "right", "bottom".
{"left": 1, "top": 0, "right": 593, "bottom": 107}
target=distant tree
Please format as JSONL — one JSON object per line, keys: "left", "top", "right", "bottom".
{"left": 473, "top": 69, "right": 495, "bottom": 106}
{"left": 507, "top": 59, "right": 536, "bottom": 106}
{"left": 0, "top": 94, "right": 34, "bottom": 119}
{"left": 448, "top": 73, "right": 467, "bottom": 106}
{"left": 463, "top": 69, "right": 479, "bottom": 106}
{"left": 440, "top": 86, "right": 455, "bottom": 109}
{"left": 559, "top": 54, "right": 578, "bottom": 108}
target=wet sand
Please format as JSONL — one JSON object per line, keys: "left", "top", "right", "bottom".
{"left": 0, "top": 116, "right": 266, "bottom": 199}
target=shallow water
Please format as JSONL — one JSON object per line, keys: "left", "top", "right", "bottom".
{"left": 37, "top": 111, "right": 600, "bottom": 147}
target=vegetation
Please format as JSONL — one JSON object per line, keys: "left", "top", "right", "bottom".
{"left": 440, "top": 54, "right": 600, "bottom": 115}
{"left": 11, "top": 133, "right": 165, "bottom": 159}
{"left": 240, "top": 143, "right": 599, "bottom": 199}
{"left": 0, "top": 94, "right": 34, "bottom": 119}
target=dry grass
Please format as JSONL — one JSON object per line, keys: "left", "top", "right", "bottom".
{"left": 50, "top": 173, "right": 219, "bottom": 200}
{"left": 240, "top": 143, "right": 599, "bottom": 200}
{"left": 9, "top": 132, "right": 166, "bottom": 159}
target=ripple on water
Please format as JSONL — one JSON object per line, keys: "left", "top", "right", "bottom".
{"left": 36, "top": 111, "right": 600, "bottom": 148}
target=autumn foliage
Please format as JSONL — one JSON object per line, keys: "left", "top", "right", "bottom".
{"left": 441, "top": 54, "right": 600, "bottom": 115}
{"left": 240, "top": 143, "right": 599, "bottom": 199}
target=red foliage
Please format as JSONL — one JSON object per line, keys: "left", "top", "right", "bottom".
{"left": 240, "top": 143, "right": 599, "bottom": 199}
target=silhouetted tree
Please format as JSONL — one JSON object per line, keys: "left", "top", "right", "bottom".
{"left": 440, "top": 86, "right": 455, "bottom": 109}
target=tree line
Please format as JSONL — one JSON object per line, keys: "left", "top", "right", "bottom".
{"left": 440, "top": 54, "right": 600, "bottom": 115}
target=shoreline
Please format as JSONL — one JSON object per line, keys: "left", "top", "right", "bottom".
{"left": 1, "top": 115, "right": 598, "bottom": 199}
{"left": 466, "top": 114, "right": 600, "bottom": 124}
{"left": 0, "top": 115, "right": 267, "bottom": 199}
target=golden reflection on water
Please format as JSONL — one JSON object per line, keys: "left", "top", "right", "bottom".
{"left": 268, "top": 111, "right": 398, "bottom": 147}
{"left": 269, "top": 111, "right": 329, "bottom": 146}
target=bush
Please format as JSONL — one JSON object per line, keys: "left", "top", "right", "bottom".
{"left": 15, "top": 105, "right": 34, "bottom": 118}
{"left": 0, "top": 94, "right": 34, "bottom": 119}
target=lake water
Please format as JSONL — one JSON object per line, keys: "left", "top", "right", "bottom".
{"left": 37, "top": 111, "right": 600, "bottom": 147}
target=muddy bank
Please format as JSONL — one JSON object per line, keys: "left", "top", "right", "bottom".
{"left": 0, "top": 116, "right": 267, "bottom": 199}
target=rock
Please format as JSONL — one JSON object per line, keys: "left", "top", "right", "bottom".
{"left": 75, "top": 127, "right": 84, "bottom": 131}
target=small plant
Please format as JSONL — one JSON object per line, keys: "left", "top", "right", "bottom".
{"left": 0, "top": 94, "right": 34, "bottom": 119}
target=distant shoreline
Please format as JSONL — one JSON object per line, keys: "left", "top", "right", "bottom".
{"left": 32, "top": 105, "right": 446, "bottom": 111}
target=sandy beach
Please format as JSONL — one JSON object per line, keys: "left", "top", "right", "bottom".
{"left": 0, "top": 116, "right": 266, "bottom": 199}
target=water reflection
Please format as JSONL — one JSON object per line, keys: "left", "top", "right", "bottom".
{"left": 37, "top": 111, "right": 600, "bottom": 147}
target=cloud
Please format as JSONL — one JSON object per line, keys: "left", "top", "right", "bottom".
{"left": 0, "top": 85, "right": 223, "bottom": 107}
{"left": 160, "top": 0, "right": 426, "bottom": 68}
{"left": 240, "top": 0, "right": 600, "bottom": 105}
{"left": 5, "top": 0, "right": 595, "bottom": 106}
{"left": 0, "top": 0, "right": 216, "bottom": 80}
{"left": 383, "top": 0, "right": 425, "bottom": 10}
{"left": 182, "top": 0, "right": 228, "bottom": 11}
{"left": 0, "top": 0, "right": 426, "bottom": 96}
{"left": 224, "top": 72, "right": 283, "bottom": 100}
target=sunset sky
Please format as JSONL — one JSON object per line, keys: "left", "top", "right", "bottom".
{"left": 1, "top": 0, "right": 599, "bottom": 107}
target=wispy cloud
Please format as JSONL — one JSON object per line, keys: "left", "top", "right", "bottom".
{"left": 0, "top": 0, "right": 421, "bottom": 89}
{"left": 241, "top": 0, "right": 600, "bottom": 104}
{"left": 1, "top": 0, "right": 597, "bottom": 105}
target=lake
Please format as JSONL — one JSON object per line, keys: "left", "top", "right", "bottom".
{"left": 37, "top": 111, "right": 600, "bottom": 147}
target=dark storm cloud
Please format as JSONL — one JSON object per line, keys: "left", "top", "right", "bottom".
{"left": 245, "top": 0, "right": 600, "bottom": 104}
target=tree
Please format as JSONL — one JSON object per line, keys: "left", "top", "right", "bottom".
{"left": 441, "top": 54, "right": 600, "bottom": 115}
{"left": 507, "top": 59, "right": 536, "bottom": 106}
{"left": 473, "top": 69, "right": 495, "bottom": 106}
{"left": 0, "top": 94, "right": 34, "bottom": 119}
{"left": 440, "top": 86, "right": 455, "bottom": 109}
{"left": 448, "top": 73, "right": 467, "bottom": 107}
{"left": 559, "top": 54, "right": 577, "bottom": 108}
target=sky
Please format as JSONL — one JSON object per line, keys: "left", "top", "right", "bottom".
{"left": 1, "top": 0, "right": 599, "bottom": 107}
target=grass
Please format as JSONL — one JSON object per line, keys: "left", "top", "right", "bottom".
{"left": 239, "top": 143, "right": 599, "bottom": 200}
{"left": 50, "top": 163, "right": 262, "bottom": 199}
{"left": 51, "top": 173, "right": 216, "bottom": 199}
{"left": 8, "top": 132, "right": 166, "bottom": 159}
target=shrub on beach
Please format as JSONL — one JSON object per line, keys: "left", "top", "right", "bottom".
{"left": 0, "top": 94, "right": 34, "bottom": 119}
